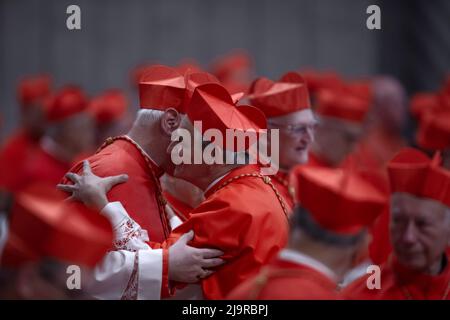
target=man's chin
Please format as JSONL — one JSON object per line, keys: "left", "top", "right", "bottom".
{"left": 397, "top": 254, "right": 426, "bottom": 271}
{"left": 291, "top": 151, "right": 308, "bottom": 165}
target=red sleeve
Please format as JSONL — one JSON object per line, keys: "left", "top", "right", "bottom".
{"left": 160, "top": 248, "right": 173, "bottom": 298}
{"left": 167, "top": 194, "right": 274, "bottom": 299}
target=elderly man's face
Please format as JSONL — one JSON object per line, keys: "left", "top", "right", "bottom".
{"left": 390, "top": 193, "right": 450, "bottom": 273}
{"left": 167, "top": 118, "right": 209, "bottom": 183}
{"left": 268, "top": 109, "right": 317, "bottom": 170}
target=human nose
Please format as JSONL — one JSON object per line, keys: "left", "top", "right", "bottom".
{"left": 305, "top": 126, "right": 315, "bottom": 143}
{"left": 401, "top": 222, "right": 417, "bottom": 245}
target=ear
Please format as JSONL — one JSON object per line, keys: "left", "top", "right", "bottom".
{"left": 160, "top": 108, "right": 181, "bottom": 136}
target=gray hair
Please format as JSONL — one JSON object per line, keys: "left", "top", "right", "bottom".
{"left": 132, "top": 109, "right": 164, "bottom": 129}
{"left": 292, "top": 205, "right": 366, "bottom": 247}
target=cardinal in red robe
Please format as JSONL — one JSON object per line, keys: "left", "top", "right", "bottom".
{"left": 227, "top": 162, "right": 386, "bottom": 299}
{"left": 87, "top": 89, "right": 130, "bottom": 147}
{"left": 247, "top": 71, "right": 316, "bottom": 211}
{"left": 0, "top": 75, "right": 51, "bottom": 193}
{"left": 308, "top": 84, "right": 371, "bottom": 169}
{"left": 343, "top": 148, "right": 450, "bottom": 300}
{"left": 157, "top": 83, "right": 290, "bottom": 300}
{"left": 210, "top": 50, "right": 253, "bottom": 95}
{"left": 369, "top": 85, "right": 450, "bottom": 266}
{"left": 21, "top": 86, "right": 95, "bottom": 187}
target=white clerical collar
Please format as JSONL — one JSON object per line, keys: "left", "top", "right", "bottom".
{"left": 0, "top": 214, "right": 9, "bottom": 259}
{"left": 203, "top": 173, "right": 228, "bottom": 195}
{"left": 278, "top": 248, "right": 337, "bottom": 281}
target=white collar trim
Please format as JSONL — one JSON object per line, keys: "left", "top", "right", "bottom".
{"left": 278, "top": 248, "right": 337, "bottom": 281}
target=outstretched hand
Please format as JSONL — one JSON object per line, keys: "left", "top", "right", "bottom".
{"left": 57, "top": 160, "right": 128, "bottom": 210}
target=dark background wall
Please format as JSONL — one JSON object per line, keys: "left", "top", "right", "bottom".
{"left": 1, "top": 0, "right": 449, "bottom": 136}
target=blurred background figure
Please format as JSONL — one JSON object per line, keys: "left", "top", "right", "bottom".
{"left": 210, "top": 50, "right": 254, "bottom": 95}
{"left": 0, "top": 184, "right": 113, "bottom": 299}
{"left": 352, "top": 76, "right": 407, "bottom": 191}
{"left": 20, "top": 86, "right": 95, "bottom": 187}
{"left": 15, "top": 75, "right": 50, "bottom": 142}
{"left": 413, "top": 76, "right": 450, "bottom": 168}
{"left": 309, "top": 87, "right": 371, "bottom": 168}
{"left": 228, "top": 164, "right": 386, "bottom": 299}
{"left": 87, "top": 89, "right": 130, "bottom": 146}
{"left": 0, "top": 75, "right": 51, "bottom": 194}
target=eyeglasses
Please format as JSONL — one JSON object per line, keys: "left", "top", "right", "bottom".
{"left": 268, "top": 121, "right": 318, "bottom": 136}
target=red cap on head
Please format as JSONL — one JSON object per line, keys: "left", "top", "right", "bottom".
{"left": 138, "top": 65, "right": 186, "bottom": 112}
{"left": 344, "top": 80, "right": 373, "bottom": 102}
{"left": 43, "top": 86, "right": 88, "bottom": 122}
{"left": 301, "top": 70, "right": 343, "bottom": 95}
{"left": 210, "top": 51, "right": 252, "bottom": 81}
{"left": 388, "top": 148, "right": 450, "bottom": 208}
{"left": 183, "top": 71, "right": 221, "bottom": 110}
{"left": 17, "top": 74, "right": 52, "bottom": 108}
{"left": 88, "top": 89, "right": 129, "bottom": 125}
{"left": 315, "top": 88, "right": 370, "bottom": 123}
{"left": 186, "top": 83, "right": 267, "bottom": 152}
{"left": 416, "top": 109, "right": 450, "bottom": 150}
{"left": 2, "top": 183, "right": 113, "bottom": 267}
{"left": 292, "top": 165, "right": 386, "bottom": 235}
{"left": 131, "top": 63, "right": 154, "bottom": 88}
{"left": 248, "top": 72, "right": 311, "bottom": 118}
{"left": 410, "top": 92, "right": 440, "bottom": 120}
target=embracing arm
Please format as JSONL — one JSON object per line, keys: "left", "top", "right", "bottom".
{"left": 58, "top": 161, "right": 225, "bottom": 298}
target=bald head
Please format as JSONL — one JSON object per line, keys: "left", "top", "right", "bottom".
{"left": 372, "top": 76, "right": 407, "bottom": 134}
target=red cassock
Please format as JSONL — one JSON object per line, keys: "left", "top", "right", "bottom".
{"left": 307, "top": 152, "right": 332, "bottom": 168}
{"left": 163, "top": 190, "right": 192, "bottom": 222}
{"left": 227, "top": 256, "right": 338, "bottom": 300}
{"left": 22, "top": 146, "right": 72, "bottom": 187}
{"left": 270, "top": 171, "right": 295, "bottom": 214}
{"left": 0, "top": 130, "right": 39, "bottom": 192}
{"left": 61, "top": 136, "right": 171, "bottom": 244}
{"left": 164, "top": 164, "right": 290, "bottom": 299}
{"left": 343, "top": 256, "right": 450, "bottom": 300}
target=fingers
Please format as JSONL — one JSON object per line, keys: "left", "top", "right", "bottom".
{"left": 197, "top": 269, "right": 214, "bottom": 280}
{"left": 103, "top": 174, "right": 128, "bottom": 192}
{"left": 56, "top": 184, "right": 78, "bottom": 193}
{"left": 65, "top": 172, "right": 81, "bottom": 184}
{"left": 198, "top": 248, "right": 224, "bottom": 259}
{"left": 105, "top": 174, "right": 128, "bottom": 186}
{"left": 178, "top": 230, "right": 194, "bottom": 245}
{"left": 82, "top": 160, "right": 92, "bottom": 175}
{"left": 199, "top": 257, "right": 224, "bottom": 269}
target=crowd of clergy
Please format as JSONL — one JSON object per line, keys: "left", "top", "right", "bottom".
{"left": 0, "top": 51, "right": 449, "bottom": 300}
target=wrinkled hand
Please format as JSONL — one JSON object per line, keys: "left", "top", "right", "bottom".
{"left": 57, "top": 160, "right": 128, "bottom": 210}
{"left": 169, "top": 230, "right": 225, "bottom": 283}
